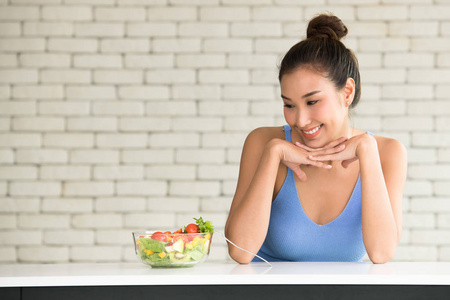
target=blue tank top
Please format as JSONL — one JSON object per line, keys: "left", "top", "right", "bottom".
{"left": 253, "top": 125, "right": 368, "bottom": 262}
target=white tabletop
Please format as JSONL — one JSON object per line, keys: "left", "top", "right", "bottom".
{"left": 1, "top": 261, "right": 450, "bottom": 287}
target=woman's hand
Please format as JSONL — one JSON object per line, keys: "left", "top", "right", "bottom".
{"left": 297, "top": 134, "right": 376, "bottom": 168}
{"left": 273, "top": 138, "right": 346, "bottom": 181}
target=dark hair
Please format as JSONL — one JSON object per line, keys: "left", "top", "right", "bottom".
{"left": 278, "top": 14, "right": 361, "bottom": 108}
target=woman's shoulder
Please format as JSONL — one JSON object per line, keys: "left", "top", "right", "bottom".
{"left": 245, "top": 126, "right": 286, "bottom": 145}
{"left": 373, "top": 134, "right": 407, "bottom": 165}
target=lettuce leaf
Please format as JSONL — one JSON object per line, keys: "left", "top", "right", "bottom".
{"left": 194, "top": 217, "right": 214, "bottom": 233}
{"left": 139, "top": 238, "right": 166, "bottom": 252}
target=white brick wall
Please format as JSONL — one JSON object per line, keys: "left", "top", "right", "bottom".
{"left": 0, "top": 0, "right": 449, "bottom": 264}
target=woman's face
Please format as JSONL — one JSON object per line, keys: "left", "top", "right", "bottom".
{"left": 280, "top": 67, "right": 352, "bottom": 149}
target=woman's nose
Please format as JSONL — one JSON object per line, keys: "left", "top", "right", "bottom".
{"left": 295, "top": 109, "right": 311, "bottom": 129}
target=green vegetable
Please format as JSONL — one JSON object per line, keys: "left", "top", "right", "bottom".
{"left": 139, "top": 238, "right": 166, "bottom": 252}
{"left": 194, "top": 217, "right": 214, "bottom": 233}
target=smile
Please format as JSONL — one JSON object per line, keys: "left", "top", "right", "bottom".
{"left": 302, "top": 124, "right": 323, "bottom": 135}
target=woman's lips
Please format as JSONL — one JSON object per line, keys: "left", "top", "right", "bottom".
{"left": 301, "top": 124, "right": 323, "bottom": 139}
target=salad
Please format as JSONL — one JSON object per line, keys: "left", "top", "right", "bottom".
{"left": 135, "top": 217, "right": 214, "bottom": 268}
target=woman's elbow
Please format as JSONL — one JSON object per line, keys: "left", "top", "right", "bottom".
{"left": 368, "top": 248, "right": 396, "bottom": 264}
{"left": 228, "top": 247, "right": 254, "bottom": 264}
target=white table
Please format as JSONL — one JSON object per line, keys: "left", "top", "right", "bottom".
{"left": 1, "top": 261, "right": 450, "bottom": 300}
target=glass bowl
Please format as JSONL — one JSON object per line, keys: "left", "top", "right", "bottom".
{"left": 132, "top": 231, "right": 213, "bottom": 268}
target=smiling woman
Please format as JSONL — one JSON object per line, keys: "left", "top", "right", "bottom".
{"left": 224, "top": 13, "right": 407, "bottom": 264}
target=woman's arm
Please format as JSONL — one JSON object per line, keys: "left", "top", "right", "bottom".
{"left": 307, "top": 134, "right": 407, "bottom": 263}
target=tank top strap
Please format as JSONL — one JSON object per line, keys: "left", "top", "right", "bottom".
{"left": 283, "top": 125, "right": 292, "bottom": 142}
{"left": 366, "top": 131, "right": 375, "bottom": 136}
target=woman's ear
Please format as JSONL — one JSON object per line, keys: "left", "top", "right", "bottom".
{"left": 344, "top": 77, "right": 355, "bottom": 107}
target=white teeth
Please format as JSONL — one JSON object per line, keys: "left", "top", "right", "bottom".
{"left": 303, "top": 124, "right": 322, "bottom": 135}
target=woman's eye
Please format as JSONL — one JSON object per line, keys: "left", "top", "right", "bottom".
{"left": 307, "top": 100, "right": 318, "bottom": 105}
{"left": 284, "top": 104, "right": 294, "bottom": 108}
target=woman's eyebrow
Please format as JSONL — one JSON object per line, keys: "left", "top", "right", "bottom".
{"left": 281, "top": 90, "right": 321, "bottom": 101}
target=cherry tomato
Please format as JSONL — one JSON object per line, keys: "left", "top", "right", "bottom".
{"left": 172, "top": 235, "right": 189, "bottom": 244}
{"left": 185, "top": 224, "right": 200, "bottom": 233}
{"left": 173, "top": 228, "right": 183, "bottom": 234}
{"left": 151, "top": 231, "right": 168, "bottom": 242}
{"left": 164, "top": 231, "right": 173, "bottom": 242}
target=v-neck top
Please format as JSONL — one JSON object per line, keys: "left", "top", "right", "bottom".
{"left": 252, "top": 125, "right": 367, "bottom": 262}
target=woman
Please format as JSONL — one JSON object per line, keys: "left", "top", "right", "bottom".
{"left": 224, "top": 14, "right": 407, "bottom": 264}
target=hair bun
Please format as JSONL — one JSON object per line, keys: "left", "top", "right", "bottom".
{"left": 306, "top": 14, "right": 348, "bottom": 40}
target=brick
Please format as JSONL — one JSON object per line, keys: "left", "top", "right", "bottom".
{"left": 20, "top": 53, "right": 71, "bottom": 68}
{"left": 173, "top": 117, "right": 222, "bottom": 132}
{"left": 381, "top": 84, "right": 433, "bottom": 100}
{"left": 44, "top": 230, "right": 94, "bottom": 245}
{"left": 198, "top": 165, "right": 238, "bottom": 180}
{"left": 176, "top": 54, "right": 225, "bottom": 68}
{"left": 72, "top": 213, "right": 122, "bottom": 229}
{"left": 227, "top": 54, "right": 278, "bottom": 69}
{"left": 129, "top": 22, "right": 177, "bottom": 37}
{"left": 0, "top": 102, "right": 36, "bottom": 116}
{"left": 0, "top": 150, "right": 14, "bottom": 164}
{"left": 42, "top": 198, "right": 93, "bottom": 213}
{"left": 0, "top": 166, "right": 37, "bottom": 179}
{"left": 75, "top": 23, "right": 124, "bottom": 37}
{"left": 410, "top": 5, "right": 450, "bottom": 20}
{"left": 10, "top": 182, "right": 60, "bottom": 196}
{"left": 361, "top": 69, "right": 406, "bottom": 83}
{"left": 95, "top": 197, "right": 146, "bottom": 212}
{"left": 124, "top": 213, "right": 175, "bottom": 228}
{"left": 0, "top": 6, "right": 39, "bottom": 20}
{"left": 436, "top": 85, "right": 450, "bottom": 99}
{"left": 146, "top": 69, "right": 196, "bottom": 84}
{"left": 96, "top": 133, "right": 147, "bottom": 148}
{"left": 125, "top": 54, "right": 174, "bottom": 68}
{"left": 43, "top": 133, "right": 94, "bottom": 148}
{"left": 71, "top": 246, "right": 122, "bottom": 261}
{"left": 359, "top": 38, "right": 409, "bottom": 52}
{"left": 117, "top": 181, "right": 167, "bottom": 196}
{"left": 74, "top": 55, "right": 122, "bottom": 69}
{"left": 199, "top": 70, "right": 249, "bottom": 84}
{"left": 0, "top": 54, "right": 17, "bottom": 67}
{"left": 94, "top": 70, "right": 143, "bottom": 84}
{"left": 411, "top": 229, "right": 450, "bottom": 245}
{"left": 357, "top": 5, "right": 408, "bottom": 20}
{"left": 147, "top": 7, "right": 197, "bottom": 21}
{"left": 12, "top": 117, "right": 65, "bottom": 131}
{"left": 223, "top": 0, "right": 271, "bottom": 4}
{"left": 171, "top": 85, "right": 221, "bottom": 101}
{"left": 41, "top": 69, "right": 91, "bottom": 84}
{"left": 48, "top": 38, "right": 98, "bottom": 53}
{"left": 436, "top": 117, "right": 450, "bottom": 129}
{"left": 147, "top": 197, "right": 199, "bottom": 212}
{"left": 70, "top": 150, "right": 119, "bottom": 164}
{"left": 199, "top": 101, "right": 248, "bottom": 116}
{"left": 389, "top": 21, "right": 438, "bottom": 37}
{"left": 250, "top": 101, "right": 283, "bottom": 116}
{"left": 67, "top": 117, "right": 117, "bottom": 132}
{"left": 403, "top": 213, "right": 435, "bottom": 229}
{"left": 406, "top": 149, "right": 436, "bottom": 164}
{"left": 95, "top": 7, "right": 145, "bottom": 21}
{"left": 0, "top": 198, "right": 38, "bottom": 213}
{"left": 0, "top": 215, "right": 16, "bottom": 229}
{"left": 92, "top": 102, "right": 143, "bottom": 116}
{"left": 19, "top": 214, "right": 70, "bottom": 229}
{"left": 438, "top": 214, "right": 450, "bottom": 228}
{"left": 0, "top": 182, "right": 6, "bottom": 195}
{"left": 64, "top": 182, "right": 114, "bottom": 196}
{"left": 94, "top": 166, "right": 143, "bottom": 180}
{"left": 0, "top": 69, "right": 38, "bottom": 83}
{"left": 254, "top": 38, "right": 299, "bottom": 53}
{"left": 16, "top": 149, "right": 68, "bottom": 164}
{"left": 394, "top": 245, "right": 437, "bottom": 261}
{"left": 382, "top": 116, "right": 433, "bottom": 131}
{"left": 0, "top": 230, "right": 42, "bottom": 245}
{"left": 384, "top": 53, "right": 434, "bottom": 67}
{"left": 203, "top": 38, "right": 252, "bottom": 53}
{"left": 179, "top": 22, "right": 228, "bottom": 37}
{"left": 202, "top": 133, "right": 247, "bottom": 148}
{"left": 0, "top": 133, "right": 41, "bottom": 148}
{"left": 251, "top": 69, "right": 281, "bottom": 84}
{"left": 438, "top": 149, "right": 450, "bottom": 163}
{"left": 18, "top": 247, "right": 69, "bottom": 263}
{"left": 438, "top": 53, "right": 450, "bottom": 67}
{"left": 12, "top": 85, "right": 64, "bottom": 99}
{"left": 40, "top": 166, "right": 90, "bottom": 181}
{"left": 0, "top": 247, "right": 16, "bottom": 262}
{"left": 178, "top": 150, "right": 224, "bottom": 165}
{"left": 200, "top": 197, "right": 231, "bottom": 212}
{"left": 409, "top": 165, "right": 450, "bottom": 180}
{"left": 439, "top": 247, "right": 450, "bottom": 261}
{"left": 0, "top": 118, "right": 10, "bottom": 131}
{"left": 351, "top": 117, "right": 382, "bottom": 131}
{"left": 42, "top": 6, "right": 93, "bottom": 21}
{"left": 96, "top": 229, "right": 137, "bottom": 245}
{"left": 0, "top": 22, "right": 21, "bottom": 36}
{"left": 223, "top": 85, "right": 275, "bottom": 100}
{"left": 413, "top": 133, "right": 450, "bottom": 147}
{"left": 409, "top": 69, "right": 450, "bottom": 83}
{"left": 122, "top": 149, "right": 173, "bottom": 164}
{"left": 231, "top": 22, "right": 282, "bottom": 37}
{"left": 345, "top": 22, "right": 388, "bottom": 38}
{"left": 410, "top": 198, "right": 450, "bottom": 212}
{"left": 225, "top": 116, "right": 275, "bottom": 131}
{"left": 358, "top": 54, "right": 382, "bottom": 68}
{"left": 201, "top": 7, "right": 250, "bottom": 21}
{"left": 146, "top": 165, "right": 196, "bottom": 180}
{"left": 150, "top": 133, "right": 199, "bottom": 148}
{"left": 354, "top": 101, "right": 405, "bottom": 116}
{"left": 252, "top": 7, "right": 302, "bottom": 21}
{"left": 119, "top": 86, "right": 170, "bottom": 100}
{"left": 119, "top": 117, "right": 170, "bottom": 132}
{"left": 304, "top": 6, "right": 354, "bottom": 22}
{"left": 411, "top": 38, "right": 450, "bottom": 52}
{"left": 170, "top": 181, "right": 221, "bottom": 197}
{"left": 24, "top": 22, "right": 73, "bottom": 36}
{"left": 153, "top": 38, "right": 201, "bottom": 53}
{"left": 101, "top": 38, "right": 150, "bottom": 53}
{"left": 442, "top": 22, "right": 450, "bottom": 36}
